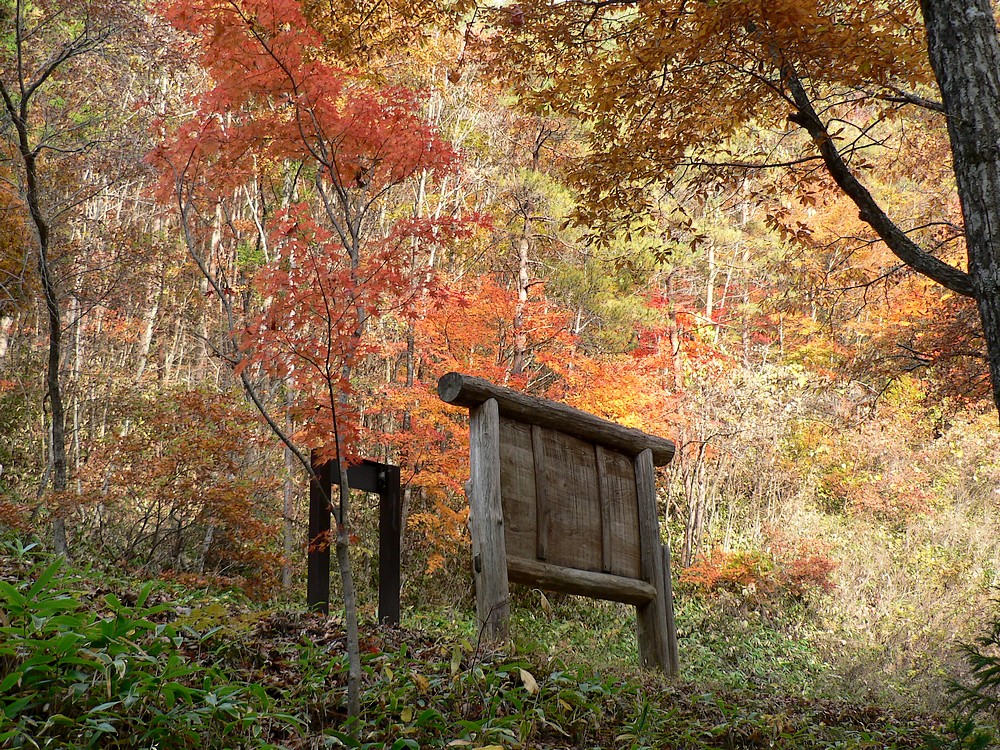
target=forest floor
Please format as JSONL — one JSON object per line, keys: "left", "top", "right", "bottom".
{"left": 209, "top": 607, "right": 949, "bottom": 749}
{"left": 1, "top": 542, "right": 977, "bottom": 749}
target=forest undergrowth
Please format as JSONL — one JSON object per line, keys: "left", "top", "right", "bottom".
{"left": 4, "top": 365, "right": 1000, "bottom": 749}
{"left": 1, "top": 521, "right": 996, "bottom": 750}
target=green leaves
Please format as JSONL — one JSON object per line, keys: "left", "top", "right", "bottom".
{"left": 0, "top": 555, "right": 300, "bottom": 749}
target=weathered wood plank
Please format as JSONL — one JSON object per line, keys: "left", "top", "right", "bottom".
{"left": 634, "top": 448, "right": 672, "bottom": 672}
{"left": 438, "top": 372, "right": 675, "bottom": 465}
{"left": 536, "top": 427, "right": 603, "bottom": 573}
{"left": 499, "top": 418, "right": 536, "bottom": 561}
{"left": 595, "top": 445, "right": 613, "bottom": 574}
{"left": 531, "top": 425, "right": 550, "bottom": 561}
{"left": 507, "top": 555, "right": 657, "bottom": 605}
{"left": 602, "top": 449, "right": 642, "bottom": 579}
{"left": 469, "top": 398, "right": 509, "bottom": 641}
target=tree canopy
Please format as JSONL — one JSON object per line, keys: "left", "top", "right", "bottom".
{"left": 491, "top": 0, "right": 1000, "bottom": 414}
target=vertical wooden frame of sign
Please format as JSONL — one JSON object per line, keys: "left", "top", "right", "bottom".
{"left": 595, "top": 445, "right": 614, "bottom": 574}
{"left": 634, "top": 448, "right": 677, "bottom": 675}
{"left": 531, "top": 425, "right": 550, "bottom": 562}
{"left": 468, "top": 397, "right": 510, "bottom": 641}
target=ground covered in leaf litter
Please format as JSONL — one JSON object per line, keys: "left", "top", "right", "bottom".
{"left": 0, "top": 547, "right": 952, "bottom": 749}
{"left": 172, "top": 605, "right": 947, "bottom": 749}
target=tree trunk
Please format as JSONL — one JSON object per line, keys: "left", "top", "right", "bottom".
{"left": 511, "top": 219, "right": 531, "bottom": 376}
{"left": 0, "top": 313, "right": 15, "bottom": 365}
{"left": 282, "top": 398, "right": 296, "bottom": 590}
{"left": 921, "top": 0, "right": 1000, "bottom": 416}
{"left": 23, "top": 148, "right": 68, "bottom": 556}
{"left": 332, "top": 437, "right": 361, "bottom": 717}
{"left": 69, "top": 290, "right": 82, "bottom": 494}
{"left": 705, "top": 242, "right": 717, "bottom": 344}
{"left": 665, "top": 274, "right": 683, "bottom": 392}
{"left": 135, "top": 277, "right": 162, "bottom": 382}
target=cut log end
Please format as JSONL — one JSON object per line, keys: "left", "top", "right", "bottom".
{"left": 437, "top": 371, "right": 465, "bottom": 404}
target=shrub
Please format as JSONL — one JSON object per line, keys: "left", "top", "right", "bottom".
{"left": 0, "top": 557, "right": 300, "bottom": 748}
{"left": 71, "top": 387, "right": 284, "bottom": 596}
{"left": 680, "top": 548, "right": 771, "bottom": 595}
{"left": 680, "top": 537, "right": 836, "bottom": 601}
{"left": 951, "top": 607, "right": 1000, "bottom": 725}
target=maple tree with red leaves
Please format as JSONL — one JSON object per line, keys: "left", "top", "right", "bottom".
{"left": 151, "top": 0, "right": 470, "bottom": 715}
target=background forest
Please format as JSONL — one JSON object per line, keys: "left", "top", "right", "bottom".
{"left": 3, "top": 0, "right": 1000, "bottom": 747}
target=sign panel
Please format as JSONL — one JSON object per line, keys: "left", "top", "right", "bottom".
{"left": 438, "top": 372, "right": 679, "bottom": 674}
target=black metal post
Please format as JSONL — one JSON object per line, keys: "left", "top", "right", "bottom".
{"left": 378, "top": 465, "right": 402, "bottom": 625}
{"left": 307, "top": 452, "right": 331, "bottom": 615}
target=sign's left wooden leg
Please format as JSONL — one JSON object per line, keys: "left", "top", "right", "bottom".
{"left": 468, "top": 397, "right": 510, "bottom": 641}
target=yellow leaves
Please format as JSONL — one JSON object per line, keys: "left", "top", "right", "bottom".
{"left": 408, "top": 491, "right": 470, "bottom": 575}
{"left": 451, "top": 644, "right": 464, "bottom": 677}
{"left": 487, "top": 0, "right": 934, "bottom": 242}
{"left": 411, "top": 671, "right": 430, "bottom": 692}
{"left": 518, "top": 668, "right": 539, "bottom": 694}
{"left": 536, "top": 589, "right": 553, "bottom": 621}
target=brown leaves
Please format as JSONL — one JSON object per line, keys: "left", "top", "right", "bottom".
{"left": 482, "top": 0, "right": 933, "bottom": 238}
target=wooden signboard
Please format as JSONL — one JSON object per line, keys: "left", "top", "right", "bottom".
{"left": 437, "top": 372, "right": 679, "bottom": 675}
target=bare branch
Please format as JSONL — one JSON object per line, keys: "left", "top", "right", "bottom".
{"left": 784, "top": 69, "right": 975, "bottom": 297}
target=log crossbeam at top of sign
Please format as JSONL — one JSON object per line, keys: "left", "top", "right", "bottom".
{"left": 437, "top": 372, "right": 675, "bottom": 465}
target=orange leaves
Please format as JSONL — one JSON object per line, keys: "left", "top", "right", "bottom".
{"left": 153, "top": 0, "right": 469, "bottom": 473}
{"left": 407, "top": 489, "right": 470, "bottom": 575}
{"left": 413, "top": 273, "right": 573, "bottom": 386}
{"left": 72, "top": 388, "right": 283, "bottom": 591}
{"left": 153, "top": 0, "right": 457, "bottom": 206}
{"left": 681, "top": 548, "right": 770, "bottom": 594}
{"left": 681, "top": 536, "right": 837, "bottom": 601}
{"left": 486, "top": 0, "right": 933, "bottom": 241}
{"left": 301, "top": 0, "right": 473, "bottom": 72}
{"left": 162, "top": 0, "right": 322, "bottom": 83}
{"left": 550, "top": 352, "right": 674, "bottom": 437}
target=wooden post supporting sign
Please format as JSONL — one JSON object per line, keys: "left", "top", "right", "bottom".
{"left": 468, "top": 398, "right": 510, "bottom": 640}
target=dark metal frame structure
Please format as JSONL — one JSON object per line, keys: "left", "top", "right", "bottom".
{"left": 308, "top": 453, "right": 402, "bottom": 625}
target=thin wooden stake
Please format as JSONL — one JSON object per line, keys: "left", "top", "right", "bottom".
{"left": 595, "top": 444, "right": 613, "bottom": 574}
{"left": 662, "top": 543, "right": 680, "bottom": 675}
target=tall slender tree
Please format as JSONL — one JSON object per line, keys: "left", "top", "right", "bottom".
{"left": 152, "top": 0, "right": 466, "bottom": 715}
{"left": 0, "top": 0, "right": 155, "bottom": 552}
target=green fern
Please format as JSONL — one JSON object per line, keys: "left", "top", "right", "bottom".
{"left": 951, "top": 617, "right": 1000, "bottom": 724}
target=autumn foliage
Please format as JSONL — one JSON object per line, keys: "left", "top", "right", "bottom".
{"left": 680, "top": 537, "right": 837, "bottom": 601}
{"left": 4, "top": 3, "right": 1000, "bottom": 715}
{"left": 72, "top": 389, "right": 283, "bottom": 597}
